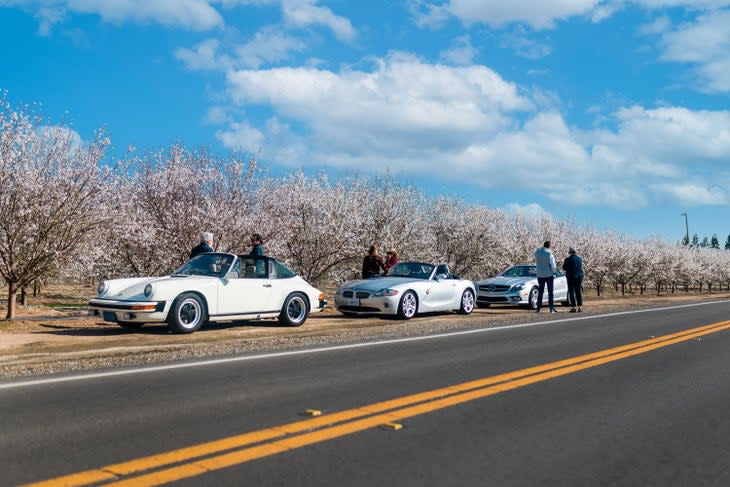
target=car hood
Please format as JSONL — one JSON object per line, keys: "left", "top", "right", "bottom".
{"left": 339, "top": 277, "right": 429, "bottom": 292}
{"left": 476, "top": 276, "right": 534, "bottom": 286}
{"left": 101, "top": 275, "right": 216, "bottom": 300}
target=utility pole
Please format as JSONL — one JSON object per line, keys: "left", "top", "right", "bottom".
{"left": 681, "top": 212, "right": 689, "bottom": 245}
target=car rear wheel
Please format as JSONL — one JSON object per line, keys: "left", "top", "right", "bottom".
{"left": 397, "top": 291, "right": 418, "bottom": 320}
{"left": 167, "top": 293, "right": 207, "bottom": 334}
{"left": 279, "top": 293, "right": 309, "bottom": 327}
{"left": 118, "top": 321, "right": 144, "bottom": 331}
{"left": 458, "top": 289, "right": 475, "bottom": 314}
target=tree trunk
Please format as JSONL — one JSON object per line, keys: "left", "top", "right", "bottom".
{"left": 5, "top": 282, "right": 18, "bottom": 320}
{"left": 20, "top": 286, "right": 27, "bottom": 306}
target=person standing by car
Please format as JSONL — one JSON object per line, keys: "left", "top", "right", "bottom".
{"left": 384, "top": 248, "right": 399, "bottom": 274}
{"left": 362, "top": 245, "right": 386, "bottom": 278}
{"left": 562, "top": 247, "right": 584, "bottom": 313}
{"left": 534, "top": 240, "right": 558, "bottom": 313}
{"left": 250, "top": 233, "right": 265, "bottom": 256}
{"left": 190, "top": 232, "right": 214, "bottom": 259}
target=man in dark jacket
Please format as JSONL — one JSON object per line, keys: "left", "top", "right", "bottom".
{"left": 250, "top": 233, "right": 265, "bottom": 256}
{"left": 190, "top": 232, "right": 214, "bottom": 259}
{"left": 562, "top": 247, "right": 584, "bottom": 313}
{"left": 362, "top": 245, "right": 386, "bottom": 278}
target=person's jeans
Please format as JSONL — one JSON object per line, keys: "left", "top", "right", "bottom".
{"left": 537, "top": 276, "right": 554, "bottom": 311}
{"left": 567, "top": 277, "right": 583, "bottom": 307}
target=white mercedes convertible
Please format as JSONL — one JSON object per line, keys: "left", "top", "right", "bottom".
{"left": 89, "top": 253, "right": 326, "bottom": 333}
{"left": 334, "top": 261, "right": 476, "bottom": 319}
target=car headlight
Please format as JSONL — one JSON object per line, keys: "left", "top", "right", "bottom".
{"left": 97, "top": 281, "right": 108, "bottom": 296}
{"left": 144, "top": 284, "right": 153, "bottom": 297}
{"left": 373, "top": 288, "right": 399, "bottom": 297}
{"left": 512, "top": 283, "right": 525, "bottom": 291}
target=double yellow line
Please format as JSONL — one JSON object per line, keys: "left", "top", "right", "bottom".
{"left": 26, "top": 319, "right": 730, "bottom": 487}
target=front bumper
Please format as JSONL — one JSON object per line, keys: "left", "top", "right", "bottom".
{"left": 88, "top": 298, "right": 168, "bottom": 323}
{"left": 333, "top": 294, "right": 399, "bottom": 315}
{"left": 476, "top": 289, "right": 529, "bottom": 306}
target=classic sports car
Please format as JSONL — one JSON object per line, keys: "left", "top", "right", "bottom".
{"left": 334, "top": 261, "right": 476, "bottom": 319}
{"left": 89, "top": 253, "right": 326, "bottom": 334}
{"left": 475, "top": 264, "right": 568, "bottom": 309}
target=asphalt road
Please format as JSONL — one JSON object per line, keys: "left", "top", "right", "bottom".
{"left": 3, "top": 300, "right": 730, "bottom": 486}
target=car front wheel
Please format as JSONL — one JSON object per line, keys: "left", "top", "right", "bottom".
{"left": 167, "top": 293, "right": 207, "bottom": 334}
{"left": 459, "top": 289, "right": 475, "bottom": 314}
{"left": 279, "top": 293, "right": 309, "bottom": 327}
{"left": 528, "top": 287, "right": 539, "bottom": 310}
{"left": 397, "top": 291, "right": 418, "bottom": 320}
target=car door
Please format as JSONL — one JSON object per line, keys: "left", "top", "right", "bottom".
{"left": 423, "top": 265, "right": 459, "bottom": 310}
{"left": 554, "top": 271, "right": 568, "bottom": 301}
{"left": 217, "top": 256, "right": 274, "bottom": 317}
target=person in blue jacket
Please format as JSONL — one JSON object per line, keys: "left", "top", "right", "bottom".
{"left": 534, "top": 240, "right": 558, "bottom": 313}
{"left": 562, "top": 247, "right": 584, "bottom": 313}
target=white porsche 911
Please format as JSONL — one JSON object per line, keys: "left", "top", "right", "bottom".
{"left": 89, "top": 253, "right": 326, "bottom": 334}
{"left": 334, "top": 261, "right": 476, "bottom": 319}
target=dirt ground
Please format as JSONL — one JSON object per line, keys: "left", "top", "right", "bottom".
{"left": 1, "top": 283, "right": 728, "bottom": 378}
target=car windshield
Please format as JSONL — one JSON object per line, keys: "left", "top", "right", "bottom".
{"left": 387, "top": 262, "right": 435, "bottom": 279}
{"left": 500, "top": 265, "right": 537, "bottom": 278}
{"left": 172, "top": 253, "right": 233, "bottom": 278}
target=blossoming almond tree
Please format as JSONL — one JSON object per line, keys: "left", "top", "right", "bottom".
{"left": 0, "top": 96, "right": 112, "bottom": 319}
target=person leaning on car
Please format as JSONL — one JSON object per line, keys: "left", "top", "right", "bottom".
{"left": 534, "top": 240, "right": 558, "bottom": 313}
{"left": 190, "top": 232, "right": 214, "bottom": 259}
{"left": 562, "top": 247, "right": 584, "bottom": 313}
{"left": 362, "top": 245, "right": 386, "bottom": 278}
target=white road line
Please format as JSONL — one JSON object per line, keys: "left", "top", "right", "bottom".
{"left": 2, "top": 299, "right": 729, "bottom": 390}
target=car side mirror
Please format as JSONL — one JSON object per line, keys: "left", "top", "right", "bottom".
{"left": 225, "top": 271, "right": 239, "bottom": 279}
{"left": 436, "top": 273, "right": 449, "bottom": 281}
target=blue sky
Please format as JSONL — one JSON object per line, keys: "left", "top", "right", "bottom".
{"left": 2, "top": 0, "right": 730, "bottom": 242}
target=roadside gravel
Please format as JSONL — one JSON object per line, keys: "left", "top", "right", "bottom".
{"left": 2, "top": 293, "right": 729, "bottom": 379}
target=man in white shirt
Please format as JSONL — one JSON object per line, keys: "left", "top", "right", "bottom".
{"left": 534, "top": 240, "right": 558, "bottom": 313}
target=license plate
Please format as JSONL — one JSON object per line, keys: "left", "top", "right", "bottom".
{"left": 102, "top": 311, "right": 117, "bottom": 322}
{"left": 347, "top": 298, "right": 360, "bottom": 306}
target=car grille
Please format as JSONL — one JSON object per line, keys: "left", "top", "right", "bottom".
{"left": 477, "top": 296, "right": 510, "bottom": 303}
{"left": 339, "top": 305, "right": 381, "bottom": 312}
{"left": 478, "top": 284, "right": 511, "bottom": 293}
{"left": 342, "top": 291, "right": 371, "bottom": 299}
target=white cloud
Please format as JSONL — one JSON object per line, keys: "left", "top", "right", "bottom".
{"left": 215, "top": 120, "right": 264, "bottom": 152}
{"left": 439, "top": 35, "right": 478, "bottom": 65}
{"left": 650, "top": 183, "right": 728, "bottom": 205}
{"left": 505, "top": 202, "right": 550, "bottom": 218}
{"left": 655, "top": 9, "right": 730, "bottom": 92}
{"left": 235, "top": 26, "right": 307, "bottom": 68}
{"left": 500, "top": 26, "right": 553, "bottom": 59}
{"left": 281, "top": 0, "right": 355, "bottom": 41}
{"left": 416, "top": 0, "right": 603, "bottom": 30}
{"left": 216, "top": 53, "right": 730, "bottom": 209}
{"left": 175, "top": 39, "right": 229, "bottom": 71}
{"left": 1, "top": 0, "right": 224, "bottom": 31}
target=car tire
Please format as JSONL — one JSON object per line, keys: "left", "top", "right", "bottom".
{"left": 397, "top": 290, "right": 418, "bottom": 320}
{"left": 458, "top": 289, "right": 475, "bottom": 314}
{"left": 167, "top": 293, "right": 207, "bottom": 334}
{"left": 117, "top": 321, "right": 144, "bottom": 331}
{"left": 279, "top": 293, "right": 309, "bottom": 327}
{"left": 528, "top": 287, "right": 539, "bottom": 310}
